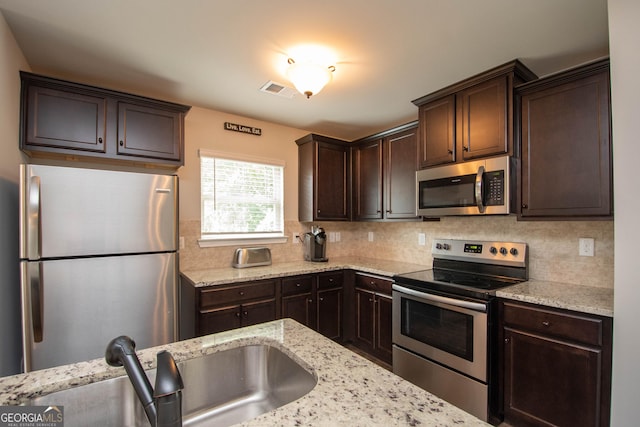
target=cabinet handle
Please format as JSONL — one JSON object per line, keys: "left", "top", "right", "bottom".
{"left": 296, "top": 283, "right": 301, "bottom": 287}
{"left": 328, "top": 278, "right": 334, "bottom": 283}
{"left": 243, "top": 310, "right": 248, "bottom": 317}
{"left": 369, "top": 298, "right": 374, "bottom": 302}
{"left": 447, "top": 149, "right": 453, "bottom": 155}
{"left": 235, "top": 312, "right": 241, "bottom": 318}
{"left": 522, "top": 203, "right": 528, "bottom": 209}
{"left": 542, "top": 321, "right": 550, "bottom": 327}
{"left": 504, "top": 338, "right": 510, "bottom": 344}
{"left": 386, "top": 210, "right": 392, "bottom": 214}
{"left": 98, "top": 137, "right": 103, "bottom": 144}
{"left": 119, "top": 140, "right": 124, "bottom": 146}
{"left": 463, "top": 145, "right": 469, "bottom": 152}
{"left": 319, "top": 297, "right": 324, "bottom": 301}
{"left": 239, "top": 291, "right": 245, "bottom": 296}
{"left": 308, "top": 299, "right": 313, "bottom": 303}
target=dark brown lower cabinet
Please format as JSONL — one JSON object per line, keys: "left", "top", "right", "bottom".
{"left": 195, "top": 279, "right": 279, "bottom": 336}
{"left": 353, "top": 273, "right": 393, "bottom": 365}
{"left": 281, "top": 272, "right": 344, "bottom": 342}
{"left": 501, "top": 300, "right": 612, "bottom": 427}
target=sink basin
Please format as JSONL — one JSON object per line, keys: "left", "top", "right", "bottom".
{"left": 30, "top": 344, "right": 317, "bottom": 426}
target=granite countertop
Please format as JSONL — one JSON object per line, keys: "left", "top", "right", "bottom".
{"left": 0, "top": 319, "right": 486, "bottom": 426}
{"left": 181, "top": 256, "right": 613, "bottom": 317}
{"left": 496, "top": 279, "right": 613, "bottom": 317}
{"left": 180, "top": 256, "right": 429, "bottom": 287}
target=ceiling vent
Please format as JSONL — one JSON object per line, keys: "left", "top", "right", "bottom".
{"left": 260, "top": 81, "right": 297, "bottom": 99}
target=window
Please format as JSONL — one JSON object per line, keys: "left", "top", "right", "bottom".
{"left": 199, "top": 150, "right": 286, "bottom": 246}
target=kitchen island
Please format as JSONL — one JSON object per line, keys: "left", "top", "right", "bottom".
{"left": 0, "top": 318, "right": 486, "bottom": 426}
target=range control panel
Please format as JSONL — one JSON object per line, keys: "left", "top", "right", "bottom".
{"left": 433, "top": 238, "right": 527, "bottom": 268}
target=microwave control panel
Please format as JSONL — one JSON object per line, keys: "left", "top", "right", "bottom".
{"left": 484, "top": 171, "right": 504, "bottom": 206}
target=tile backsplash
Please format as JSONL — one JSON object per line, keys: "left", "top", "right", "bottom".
{"left": 179, "top": 216, "right": 613, "bottom": 289}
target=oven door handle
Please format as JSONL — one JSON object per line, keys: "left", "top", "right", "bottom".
{"left": 392, "top": 284, "right": 487, "bottom": 312}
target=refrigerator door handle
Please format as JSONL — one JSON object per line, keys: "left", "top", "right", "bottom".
{"left": 27, "top": 175, "right": 42, "bottom": 260}
{"left": 30, "top": 262, "right": 44, "bottom": 343}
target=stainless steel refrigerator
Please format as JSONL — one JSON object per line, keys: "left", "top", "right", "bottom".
{"left": 19, "top": 164, "right": 178, "bottom": 372}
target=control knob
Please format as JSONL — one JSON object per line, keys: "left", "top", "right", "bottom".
{"left": 510, "top": 247, "right": 519, "bottom": 256}
{"left": 435, "top": 243, "right": 442, "bottom": 250}
{"left": 499, "top": 247, "right": 508, "bottom": 255}
{"left": 489, "top": 246, "right": 497, "bottom": 255}
{"left": 442, "top": 243, "right": 450, "bottom": 250}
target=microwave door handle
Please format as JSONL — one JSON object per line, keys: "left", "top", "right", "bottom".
{"left": 475, "top": 165, "right": 485, "bottom": 213}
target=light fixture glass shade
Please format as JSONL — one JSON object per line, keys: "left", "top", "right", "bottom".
{"left": 287, "top": 60, "right": 334, "bottom": 98}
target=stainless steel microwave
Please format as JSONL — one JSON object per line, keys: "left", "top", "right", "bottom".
{"left": 416, "top": 155, "right": 513, "bottom": 216}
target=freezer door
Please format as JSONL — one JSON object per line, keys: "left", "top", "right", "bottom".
{"left": 21, "top": 253, "right": 176, "bottom": 372}
{"left": 20, "top": 164, "right": 177, "bottom": 259}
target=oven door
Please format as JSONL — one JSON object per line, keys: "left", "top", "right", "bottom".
{"left": 392, "top": 284, "right": 488, "bottom": 381}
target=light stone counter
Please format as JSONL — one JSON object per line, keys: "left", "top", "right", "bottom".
{"left": 180, "top": 256, "right": 429, "bottom": 287}
{"left": 496, "top": 279, "right": 613, "bottom": 317}
{"left": 0, "top": 319, "right": 486, "bottom": 426}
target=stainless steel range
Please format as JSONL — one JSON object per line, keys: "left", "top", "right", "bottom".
{"left": 392, "top": 238, "right": 528, "bottom": 424}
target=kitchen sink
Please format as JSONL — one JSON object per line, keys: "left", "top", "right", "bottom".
{"left": 29, "top": 344, "right": 317, "bottom": 426}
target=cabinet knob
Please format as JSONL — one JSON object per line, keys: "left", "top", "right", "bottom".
{"left": 386, "top": 210, "right": 392, "bottom": 213}
{"left": 522, "top": 203, "right": 528, "bottom": 209}
{"left": 328, "top": 278, "right": 334, "bottom": 283}
{"left": 235, "top": 312, "right": 241, "bottom": 318}
{"left": 463, "top": 145, "right": 469, "bottom": 152}
{"left": 119, "top": 140, "right": 124, "bottom": 146}
{"left": 98, "top": 137, "right": 103, "bottom": 144}
{"left": 308, "top": 299, "right": 313, "bottom": 303}
{"left": 448, "top": 149, "right": 453, "bottom": 155}
{"left": 542, "top": 321, "right": 550, "bottom": 327}
{"left": 239, "top": 291, "right": 245, "bottom": 296}
{"left": 504, "top": 338, "right": 510, "bottom": 344}
{"left": 369, "top": 298, "right": 374, "bottom": 302}
{"left": 243, "top": 311, "right": 248, "bottom": 317}
{"left": 319, "top": 297, "right": 324, "bottom": 301}
{"left": 296, "top": 283, "right": 301, "bottom": 287}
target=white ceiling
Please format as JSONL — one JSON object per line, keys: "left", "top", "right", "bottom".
{"left": 0, "top": 0, "right": 609, "bottom": 141}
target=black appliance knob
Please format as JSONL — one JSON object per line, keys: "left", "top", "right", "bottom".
{"left": 435, "top": 243, "right": 443, "bottom": 250}
{"left": 442, "top": 243, "right": 450, "bottom": 250}
{"left": 510, "top": 248, "right": 519, "bottom": 256}
{"left": 500, "top": 247, "right": 508, "bottom": 255}
{"left": 490, "top": 246, "right": 497, "bottom": 255}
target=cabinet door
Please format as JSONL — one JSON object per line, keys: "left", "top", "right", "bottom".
{"left": 504, "top": 329, "right": 603, "bottom": 427}
{"left": 198, "top": 305, "right": 242, "bottom": 335}
{"left": 384, "top": 128, "right": 419, "bottom": 219}
{"left": 418, "top": 94, "right": 456, "bottom": 168}
{"left": 458, "top": 75, "right": 508, "bottom": 160}
{"left": 24, "top": 85, "right": 107, "bottom": 152}
{"left": 375, "top": 294, "right": 393, "bottom": 364}
{"left": 316, "top": 142, "right": 350, "bottom": 220}
{"left": 354, "top": 288, "right": 376, "bottom": 354}
{"left": 117, "top": 102, "right": 182, "bottom": 161}
{"left": 317, "top": 287, "right": 342, "bottom": 341}
{"left": 282, "top": 293, "right": 314, "bottom": 328}
{"left": 520, "top": 68, "right": 611, "bottom": 218}
{"left": 242, "top": 299, "right": 277, "bottom": 327}
{"left": 353, "top": 140, "right": 383, "bottom": 220}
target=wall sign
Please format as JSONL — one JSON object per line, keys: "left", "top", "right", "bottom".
{"left": 224, "top": 122, "right": 262, "bottom": 136}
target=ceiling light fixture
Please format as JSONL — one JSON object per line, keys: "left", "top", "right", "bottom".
{"left": 286, "top": 58, "right": 335, "bottom": 99}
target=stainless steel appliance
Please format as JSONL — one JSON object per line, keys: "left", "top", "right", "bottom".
{"left": 303, "top": 226, "right": 328, "bottom": 262}
{"left": 416, "top": 155, "right": 514, "bottom": 216}
{"left": 392, "top": 238, "right": 528, "bottom": 423}
{"left": 19, "top": 164, "right": 178, "bottom": 372}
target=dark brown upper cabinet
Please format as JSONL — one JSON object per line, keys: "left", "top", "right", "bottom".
{"left": 516, "top": 59, "right": 612, "bottom": 219}
{"left": 413, "top": 60, "right": 537, "bottom": 169}
{"left": 352, "top": 122, "right": 419, "bottom": 221}
{"left": 20, "top": 72, "right": 190, "bottom": 168}
{"left": 297, "top": 134, "right": 351, "bottom": 222}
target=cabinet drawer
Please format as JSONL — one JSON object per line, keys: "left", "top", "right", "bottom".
{"left": 355, "top": 274, "right": 392, "bottom": 295}
{"left": 200, "top": 280, "right": 277, "bottom": 309}
{"left": 502, "top": 301, "right": 603, "bottom": 346}
{"left": 281, "top": 275, "right": 313, "bottom": 296}
{"left": 318, "top": 272, "right": 343, "bottom": 290}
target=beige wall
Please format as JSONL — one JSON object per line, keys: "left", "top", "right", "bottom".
{"left": 0, "top": 11, "right": 30, "bottom": 376}
{"left": 609, "top": 0, "right": 640, "bottom": 423}
{"left": 178, "top": 106, "right": 309, "bottom": 221}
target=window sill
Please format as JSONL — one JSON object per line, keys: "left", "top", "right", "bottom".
{"left": 198, "top": 235, "right": 289, "bottom": 248}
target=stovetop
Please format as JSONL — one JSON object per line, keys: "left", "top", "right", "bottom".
{"left": 393, "top": 238, "right": 529, "bottom": 300}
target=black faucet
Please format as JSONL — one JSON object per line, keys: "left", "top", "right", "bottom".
{"left": 105, "top": 336, "right": 184, "bottom": 427}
